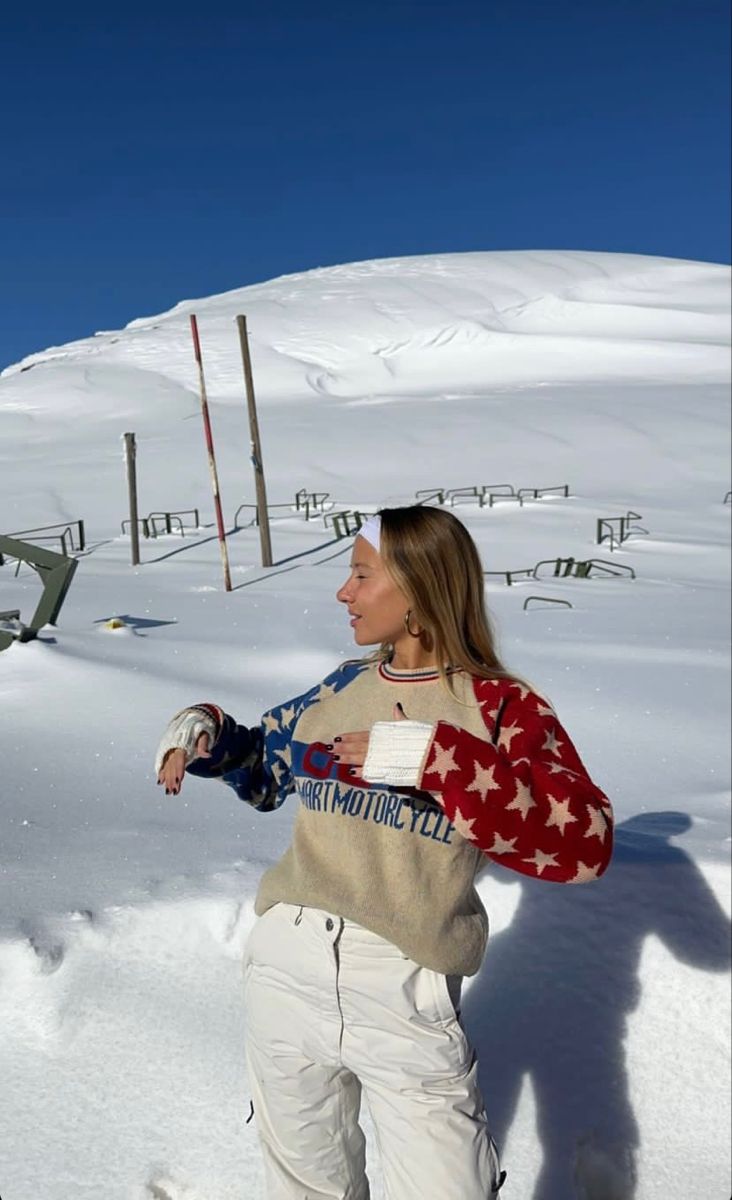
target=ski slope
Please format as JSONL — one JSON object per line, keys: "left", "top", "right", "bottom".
{"left": 0, "top": 250, "right": 730, "bottom": 1200}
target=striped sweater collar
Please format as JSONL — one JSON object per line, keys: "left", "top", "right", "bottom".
{"left": 378, "top": 661, "right": 441, "bottom": 683}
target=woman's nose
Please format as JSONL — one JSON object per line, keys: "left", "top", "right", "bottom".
{"left": 336, "top": 581, "right": 350, "bottom": 603}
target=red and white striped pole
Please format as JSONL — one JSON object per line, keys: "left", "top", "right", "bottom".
{"left": 190, "top": 314, "right": 232, "bottom": 592}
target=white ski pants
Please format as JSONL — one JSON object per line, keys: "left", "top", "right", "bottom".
{"left": 243, "top": 902, "right": 503, "bottom": 1200}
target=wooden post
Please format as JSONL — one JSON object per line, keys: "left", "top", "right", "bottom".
{"left": 123, "top": 432, "right": 140, "bottom": 566}
{"left": 190, "top": 314, "right": 232, "bottom": 592}
{"left": 236, "top": 314, "right": 273, "bottom": 567}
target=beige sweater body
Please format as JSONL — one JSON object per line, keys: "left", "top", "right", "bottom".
{"left": 255, "top": 662, "right": 491, "bottom": 976}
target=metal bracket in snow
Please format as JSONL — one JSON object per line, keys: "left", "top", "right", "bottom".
{"left": 0, "top": 535, "right": 78, "bottom": 651}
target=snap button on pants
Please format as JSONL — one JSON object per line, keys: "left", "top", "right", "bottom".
{"left": 243, "top": 902, "right": 502, "bottom": 1199}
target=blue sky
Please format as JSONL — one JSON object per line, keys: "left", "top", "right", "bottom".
{"left": 1, "top": 1, "right": 729, "bottom": 370}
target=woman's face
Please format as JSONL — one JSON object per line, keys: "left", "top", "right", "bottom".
{"left": 336, "top": 535, "right": 410, "bottom": 646}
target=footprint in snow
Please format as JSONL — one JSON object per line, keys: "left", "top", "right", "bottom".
{"left": 146, "top": 1174, "right": 203, "bottom": 1200}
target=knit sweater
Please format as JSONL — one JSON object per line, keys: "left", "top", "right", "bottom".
{"left": 178, "top": 660, "right": 613, "bottom": 976}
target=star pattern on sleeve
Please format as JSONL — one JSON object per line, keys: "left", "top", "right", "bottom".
{"left": 214, "top": 662, "right": 370, "bottom": 812}
{"left": 547, "top": 761, "right": 575, "bottom": 776}
{"left": 474, "top": 679, "right": 504, "bottom": 734}
{"left": 416, "top": 675, "right": 614, "bottom": 884}
{"left": 452, "top": 807, "right": 478, "bottom": 842}
{"left": 506, "top": 779, "right": 536, "bottom": 820}
{"left": 545, "top": 794, "right": 578, "bottom": 835}
{"left": 466, "top": 761, "right": 500, "bottom": 803}
{"left": 542, "top": 728, "right": 564, "bottom": 757}
{"left": 584, "top": 805, "right": 610, "bottom": 842}
{"left": 570, "top": 860, "right": 603, "bottom": 883}
{"left": 522, "top": 848, "right": 559, "bottom": 876}
{"left": 487, "top": 832, "right": 518, "bottom": 856}
{"left": 430, "top": 742, "right": 460, "bottom": 782}
{"left": 498, "top": 722, "right": 523, "bottom": 752}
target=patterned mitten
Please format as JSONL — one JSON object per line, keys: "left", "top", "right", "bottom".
{"left": 154, "top": 703, "right": 224, "bottom": 775}
{"left": 362, "top": 720, "right": 434, "bottom": 786}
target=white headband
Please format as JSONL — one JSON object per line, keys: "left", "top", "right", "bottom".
{"left": 358, "top": 514, "right": 381, "bottom": 551}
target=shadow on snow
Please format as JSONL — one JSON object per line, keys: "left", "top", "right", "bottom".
{"left": 462, "top": 812, "right": 731, "bottom": 1200}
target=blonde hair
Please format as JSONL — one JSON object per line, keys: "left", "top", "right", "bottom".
{"left": 374, "top": 505, "right": 523, "bottom": 693}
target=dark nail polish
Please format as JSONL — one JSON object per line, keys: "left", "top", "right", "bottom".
{"left": 349, "top": 768, "right": 357, "bottom": 776}
{"left": 334, "top": 736, "right": 342, "bottom": 743}
{"left": 325, "top": 743, "right": 333, "bottom": 750}
{"left": 333, "top": 755, "right": 340, "bottom": 762}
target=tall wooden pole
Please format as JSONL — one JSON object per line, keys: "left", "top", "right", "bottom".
{"left": 123, "top": 432, "right": 140, "bottom": 566}
{"left": 236, "top": 314, "right": 273, "bottom": 567}
{"left": 190, "top": 314, "right": 232, "bottom": 592}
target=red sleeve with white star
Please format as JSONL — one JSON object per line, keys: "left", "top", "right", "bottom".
{"left": 418, "top": 679, "right": 614, "bottom": 884}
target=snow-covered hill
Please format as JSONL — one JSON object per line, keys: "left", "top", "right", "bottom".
{"left": 0, "top": 251, "right": 730, "bottom": 1200}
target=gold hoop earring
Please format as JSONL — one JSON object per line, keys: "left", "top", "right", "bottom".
{"left": 404, "top": 610, "right": 421, "bottom": 638}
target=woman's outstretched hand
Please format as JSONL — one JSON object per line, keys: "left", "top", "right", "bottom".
{"left": 157, "top": 733, "right": 211, "bottom": 795}
{"left": 328, "top": 703, "right": 406, "bottom": 771}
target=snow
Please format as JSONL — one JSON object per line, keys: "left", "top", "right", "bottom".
{"left": 0, "top": 250, "right": 730, "bottom": 1200}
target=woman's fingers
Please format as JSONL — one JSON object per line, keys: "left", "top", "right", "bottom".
{"left": 156, "top": 753, "right": 171, "bottom": 785}
{"left": 328, "top": 710, "right": 407, "bottom": 766}
{"left": 157, "top": 733, "right": 211, "bottom": 796}
{"left": 157, "top": 747, "right": 187, "bottom": 794}
{"left": 326, "top": 731, "right": 369, "bottom": 766}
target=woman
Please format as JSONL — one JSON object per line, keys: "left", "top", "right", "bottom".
{"left": 156, "top": 506, "right": 613, "bottom": 1200}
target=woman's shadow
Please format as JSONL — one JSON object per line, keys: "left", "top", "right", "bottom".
{"left": 462, "top": 812, "right": 731, "bottom": 1200}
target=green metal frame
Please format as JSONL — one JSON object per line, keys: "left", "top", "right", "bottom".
{"left": 0, "top": 536, "right": 78, "bottom": 651}
{"left": 323, "top": 510, "right": 375, "bottom": 539}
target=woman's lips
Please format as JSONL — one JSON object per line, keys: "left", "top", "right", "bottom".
{"left": 349, "top": 614, "right": 361, "bottom": 628}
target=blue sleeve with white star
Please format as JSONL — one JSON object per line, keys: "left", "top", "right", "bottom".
{"left": 186, "top": 664, "right": 362, "bottom": 812}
